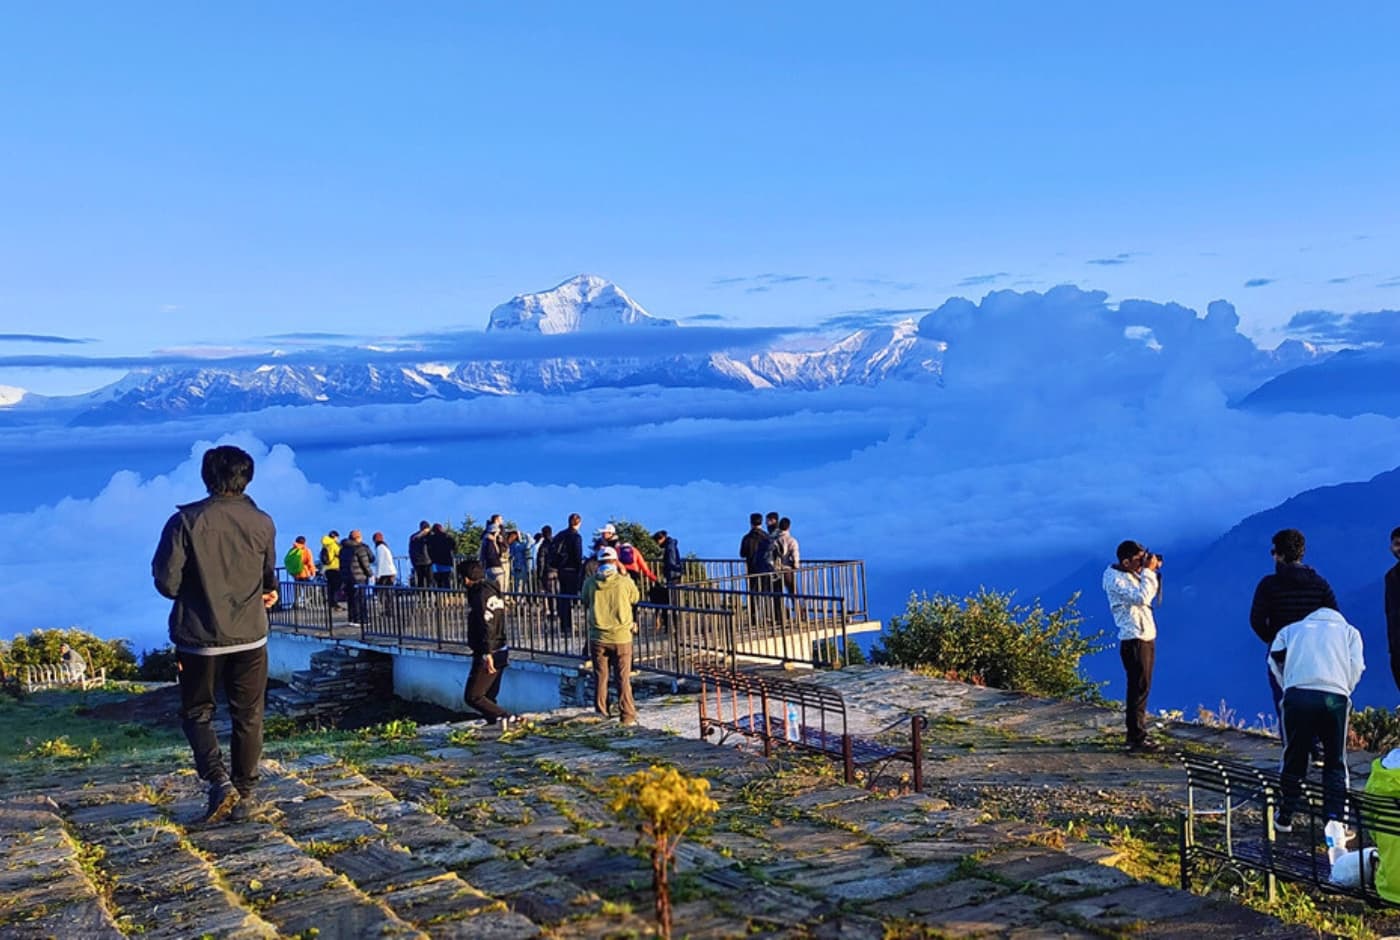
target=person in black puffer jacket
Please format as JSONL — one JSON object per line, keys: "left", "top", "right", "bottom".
{"left": 1250, "top": 528, "right": 1339, "bottom": 724}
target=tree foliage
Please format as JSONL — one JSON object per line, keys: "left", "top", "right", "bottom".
{"left": 608, "top": 519, "right": 661, "bottom": 563}
{"left": 137, "top": 646, "right": 179, "bottom": 682}
{"left": 1, "top": 627, "right": 139, "bottom": 681}
{"left": 876, "top": 589, "right": 1107, "bottom": 702}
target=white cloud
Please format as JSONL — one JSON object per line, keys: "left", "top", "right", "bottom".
{"left": 5, "top": 287, "right": 1400, "bottom": 658}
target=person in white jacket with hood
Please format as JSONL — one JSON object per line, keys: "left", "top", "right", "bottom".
{"left": 1268, "top": 607, "right": 1364, "bottom": 831}
{"left": 1103, "top": 540, "right": 1162, "bottom": 753}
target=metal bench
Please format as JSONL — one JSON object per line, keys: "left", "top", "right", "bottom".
{"left": 1180, "top": 752, "right": 1400, "bottom": 905}
{"left": 698, "top": 667, "right": 924, "bottom": 792}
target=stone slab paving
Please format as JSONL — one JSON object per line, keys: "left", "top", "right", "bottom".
{"left": 2, "top": 670, "right": 1387, "bottom": 937}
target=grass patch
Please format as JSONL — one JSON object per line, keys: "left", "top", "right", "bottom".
{"left": 0, "top": 693, "right": 184, "bottom": 784}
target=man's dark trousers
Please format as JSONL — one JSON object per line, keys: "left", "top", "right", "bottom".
{"left": 177, "top": 646, "right": 268, "bottom": 796}
{"left": 413, "top": 563, "right": 432, "bottom": 588}
{"left": 557, "top": 567, "right": 581, "bottom": 638}
{"left": 1119, "top": 639, "right": 1155, "bottom": 746}
{"left": 1279, "top": 687, "right": 1350, "bottom": 823}
{"left": 346, "top": 578, "right": 367, "bottom": 624}
{"left": 464, "top": 650, "right": 510, "bottom": 722}
{"left": 325, "top": 568, "right": 342, "bottom": 609}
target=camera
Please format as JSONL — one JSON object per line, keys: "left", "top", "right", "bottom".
{"left": 1140, "top": 549, "right": 1163, "bottom": 566}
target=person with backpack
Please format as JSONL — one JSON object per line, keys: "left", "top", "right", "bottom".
{"left": 480, "top": 522, "right": 508, "bottom": 591}
{"left": 320, "top": 530, "right": 342, "bottom": 611}
{"left": 426, "top": 523, "right": 455, "bottom": 588}
{"left": 408, "top": 520, "right": 432, "bottom": 588}
{"left": 739, "top": 512, "right": 778, "bottom": 624}
{"left": 462, "top": 561, "right": 513, "bottom": 726}
{"left": 584, "top": 546, "right": 641, "bottom": 725}
{"left": 536, "top": 526, "right": 559, "bottom": 609}
{"left": 283, "top": 536, "right": 317, "bottom": 608}
{"left": 771, "top": 517, "right": 801, "bottom": 623}
{"left": 616, "top": 542, "right": 656, "bottom": 588}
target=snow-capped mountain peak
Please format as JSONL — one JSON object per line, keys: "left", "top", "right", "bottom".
{"left": 0, "top": 385, "right": 25, "bottom": 407}
{"left": 487, "top": 274, "right": 676, "bottom": 334}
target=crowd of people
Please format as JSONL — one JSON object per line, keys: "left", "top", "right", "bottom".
{"left": 1103, "top": 527, "right": 1390, "bottom": 839}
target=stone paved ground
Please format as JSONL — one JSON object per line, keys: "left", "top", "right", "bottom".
{"left": 0, "top": 667, "right": 1390, "bottom": 939}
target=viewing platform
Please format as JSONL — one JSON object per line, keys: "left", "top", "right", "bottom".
{"left": 267, "top": 559, "right": 880, "bottom": 713}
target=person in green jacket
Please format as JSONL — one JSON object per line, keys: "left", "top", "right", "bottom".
{"left": 583, "top": 546, "right": 640, "bottom": 724}
{"left": 1365, "top": 749, "right": 1400, "bottom": 901}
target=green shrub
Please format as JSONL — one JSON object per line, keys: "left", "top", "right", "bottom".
{"left": 138, "top": 646, "right": 178, "bottom": 682}
{"left": 1350, "top": 706, "right": 1400, "bottom": 754}
{"left": 1, "top": 628, "right": 139, "bottom": 681}
{"left": 875, "top": 589, "right": 1107, "bottom": 702}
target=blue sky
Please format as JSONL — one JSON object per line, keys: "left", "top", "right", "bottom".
{"left": 2, "top": 1, "right": 1398, "bottom": 395}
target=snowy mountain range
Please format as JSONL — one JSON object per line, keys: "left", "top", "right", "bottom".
{"left": 2, "top": 276, "right": 944, "bottom": 426}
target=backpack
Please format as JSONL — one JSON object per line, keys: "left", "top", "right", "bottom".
{"left": 319, "top": 544, "right": 332, "bottom": 567}
{"left": 545, "top": 535, "right": 567, "bottom": 571}
{"left": 618, "top": 544, "right": 637, "bottom": 566}
{"left": 284, "top": 546, "right": 305, "bottom": 577}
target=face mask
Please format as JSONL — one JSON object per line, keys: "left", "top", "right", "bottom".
{"left": 598, "top": 564, "right": 616, "bottom": 576}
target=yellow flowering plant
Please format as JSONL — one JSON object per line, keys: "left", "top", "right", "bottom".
{"left": 607, "top": 765, "right": 719, "bottom": 938}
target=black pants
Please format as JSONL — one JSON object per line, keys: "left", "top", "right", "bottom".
{"left": 1279, "top": 687, "right": 1350, "bottom": 822}
{"left": 177, "top": 646, "right": 268, "bottom": 795}
{"left": 464, "top": 650, "right": 510, "bottom": 721}
{"left": 346, "top": 580, "right": 367, "bottom": 624}
{"left": 558, "top": 568, "right": 581, "bottom": 637}
{"left": 412, "top": 563, "right": 432, "bottom": 588}
{"left": 324, "top": 568, "right": 342, "bottom": 608}
{"left": 1119, "top": 639, "right": 1155, "bottom": 745}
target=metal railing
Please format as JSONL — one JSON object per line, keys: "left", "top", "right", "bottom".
{"left": 682, "top": 561, "right": 867, "bottom": 620}
{"left": 270, "top": 575, "right": 847, "bottom": 674}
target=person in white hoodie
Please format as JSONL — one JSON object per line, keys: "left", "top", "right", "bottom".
{"left": 1268, "top": 606, "right": 1364, "bottom": 831}
{"left": 1103, "top": 540, "right": 1162, "bottom": 753}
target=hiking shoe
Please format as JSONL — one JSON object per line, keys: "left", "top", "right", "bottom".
{"left": 201, "top": 781, "right": 240, "bottom": 825}
{"left": 229, "top": 794, "right": 273, "bottom": 823}
{"left": 1272, "top": 813, "right": 1293, "bottom": 833}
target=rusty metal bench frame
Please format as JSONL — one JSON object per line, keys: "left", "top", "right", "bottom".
{"left": 1180, "top": 752, "right": 1400, "bottom": 906}
{"left": 697, "top": 667, "right": 924, "bottom": 792}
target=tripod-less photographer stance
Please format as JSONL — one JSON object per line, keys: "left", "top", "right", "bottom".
{"left": 1104, "top": 540, "right": 1163, "bottom": 753}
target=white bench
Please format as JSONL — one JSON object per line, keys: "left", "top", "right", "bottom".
{"left": 22, "top": 663, "right": 106, "bottom": 692}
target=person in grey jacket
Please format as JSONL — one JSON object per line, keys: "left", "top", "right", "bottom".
{"left": 152, "top": 445, "right": 277, "bottom": 824}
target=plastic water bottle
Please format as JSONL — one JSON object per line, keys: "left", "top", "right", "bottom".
{"left": 1324, "top": 820, "right": 1348, "bottom": 864}
{"left": 785, "top": 701, "right": 800, "bottom": 743}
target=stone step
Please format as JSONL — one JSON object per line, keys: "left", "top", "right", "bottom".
{"left": 0, "top": 795, "right": 125, "bottom": 939}
{"left": 263, "top": 759, "right": 543, "bottom": 937}
{"left": 55, "top": 784, "right": 280, "bottom": 939}
{"left": 153, "top": 770, "right": 430, "bottom": 939}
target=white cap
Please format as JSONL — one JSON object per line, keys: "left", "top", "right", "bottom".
{"left": 602, "top": 523, "right": 616, "bottom": 535}
{"left": 597, "top": 546, "right": 618, "bottom": 562}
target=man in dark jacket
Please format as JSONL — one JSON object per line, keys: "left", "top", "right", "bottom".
{"left": 462, "top": 562, "right": 513, "bottom": 725}
{"left": 536, "top": 526, "right": 559, "bottom": 615}
{"left": 1386, "top": 526, "right": 1400, "bottom": 692}
{"left": 426, "top": 523, "right": 456, "bottom": 588}
{"left": 556, "top": 513, "right": 584, "bottom": 639}
{"left": 408, "top": 520, "right": 433, "bottom": 587}
{"left": 152, "top": 445, "right": 276, "bottom": 824}
{"left": 1251, "top": 528, "right": 1339, "bottom": 724}
{"left": 739, "top": 513, "right": 778, "bottom": 623}
{"left": 340, "top": 530, "right": 375, "bottom": 625}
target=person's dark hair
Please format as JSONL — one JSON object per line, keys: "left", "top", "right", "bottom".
{"left": 201, "top": 445, "right": 254, "bottom": 496}
{"left": 541, "top": 524, "right": 553, "bottom": 538}
{"left": 295, "top": 535, "right": 306, "bottom": 544}
{"left": 765, "top": 511, "right": 779, "bottom": 523}
{"left": 778, "top": 517, "right": 791, "bottom": 532}
{"left": 419, "top": 519, "right": 430, "bottom": 529}
{"left": 463, "top": 561, "right": 484, "bottom": 582}
{"left": 749, "top": 513, "right": 763, "bottom": 526}
{"left": 569, "top": 513, "right": 581, "bottom": 526}
{"left": 653, "top": 530, "right": 667, "bottom": 541}
{"left": 1391, "top": 526, "right": 1400, "bottom": 541}
{"left": 1115, "top": 540, "right": 1144, "bottom": 562}
{"left": 1272, "top": 528, "right": 1306, "bottom": 564}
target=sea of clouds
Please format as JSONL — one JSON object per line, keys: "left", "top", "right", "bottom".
{"left": 5, "top": 287, "right": 1400, "bottom": 711}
